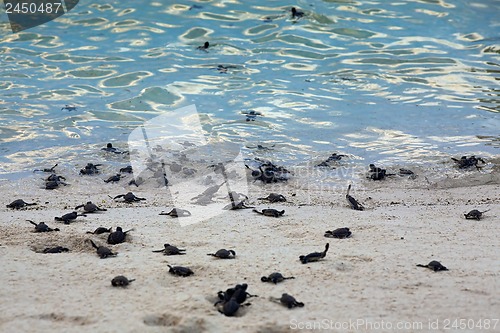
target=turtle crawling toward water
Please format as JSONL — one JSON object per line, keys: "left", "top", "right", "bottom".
{"left": 111, "top": 275, "right": 135, "bottom": 287}
{"left": 299, "top": 243, "right": 329, "bottom": 264}
{"left": 417, "top": 260, "right": 448, "bottom": 272}
{"left": 207, "top": 249, "right": 236, "bottom": 259}
{"left": 27, "top": 220, "right": 59, "bottom": 232}
{"left": 88, "top": 239, "right": 117, "bottom": 259}
{"left": 223, "top": 200, "right": 255, "bottom": 210}
{"left": 261, "top": 272, "right": 295, "bottom": 284}
{"left": 257, "top": 193, "right": 286, "bottom": 203}
{"left": 104, "top": 174, "right": 122, "bottom": 183}
{"left": 7, "top": 199, "right": 37, "bottom": 209}
{"left": 253, "top": 208, "right": 285, "bottom": 217}
{"left": 346, "top": 185, "right": 364, "bottom": 211}
{"left": 54, "top": 211, "right": 87, "bottom": 224}
{"left": 79, "top": 163, "right": 102, "bottom": 175}
{"left": 107, "top": 227, "right": 134, "bottom": 245}
{"left": 86, "top": 227, "right": 112, "bottom": 235}
{"left": 464, "top": 209, "right": 489, "bottom": 220}
{"left": 34, "top": 164, "right": 58, "bottom": 173}
{"left": 452, "top": 155, "right": 485, "bottom": 170}
{"left": 324, "top": 227, "right": 352, "bottom": 239}
{"left": 75, "top": 201, "right": 107, "bottom": 213}
{"left": 270, "top": 293, "right": 304, "bottom": 309}
{"left": 113, "top": 192, "right": 146, "bottom": 203}
{"left": 215, "top": 283, "right": 256, "bottom": 316}
{"left": 159, "top": 208, "right": 191, "bottom": 217}
{"left": 43, "top": 246, "right": 69, "bottom": 254}
{"left": 167, "top": 265, "right": 194, "bottom": 277}
{"left": 152, "top": 244, "right": 186, "bottom": 256}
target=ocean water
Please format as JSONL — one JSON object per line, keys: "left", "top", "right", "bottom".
{"left": 0, "top": 0, "right": 499, "bottom": 181}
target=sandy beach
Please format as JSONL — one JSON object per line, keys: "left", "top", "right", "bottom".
{"left": 0, "top": 161, "right": 498, "bottom": 333}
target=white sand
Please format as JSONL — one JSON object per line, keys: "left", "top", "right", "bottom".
{"left": 0, "top": 167, "right": 499, "bottom": 333}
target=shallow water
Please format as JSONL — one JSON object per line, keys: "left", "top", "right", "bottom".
{"left": 0, "top": 0, "right": 499, "bottom": 180}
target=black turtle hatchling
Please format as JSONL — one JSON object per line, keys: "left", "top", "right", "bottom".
{"left": 253, "top": 208, "right": 285, "bottom": 217}
{"left": 346, "top": 184, "right": 364, "bottom": 211}
{"left": 452, "top": 155, "right": 485, "bottom": 169}
{"left": 416, "top": 260, "right": 448, "bottom": 272}
{"left": 152, "top": 244, "right": 186, "bottom": 256}
{"left": 113, "top": 192, "right": 146, "bottom": 203}
{"left": 89, "top": 239, "right": 117, "bottom": 259}
{"left": 324, "top": 227, "right": 352, "bottom": 239}
{"left": 167, "top": 265, "right": 194, "bottom": 277}
{"left": 34, "top": 164, "right": 58, "bottom": 173}
{"left": 104, "top": 174, "right": 122, "bottom": 183}
{"left": 86, "top": 227, "right": 112, "bottom": 235}
{"left": 257, "top": 193, "right": 286, "bottom": 203}
{"left": 43, "top": 246, "right": 69, "bottom": 253}
{"left": 291, "top": 7, "right": 304, "bottom": 19}
{"left": 207, "top": 249, "right": 236, "bottom": 259}
{"left": 111, "top": 275, "right": 135, "bottom": 287}
{"left": 464, "top": 209, "right": 489, "bottom": 220}
{"left": 75, "top": 201, "right": 107, "bottom": 213}
{"left": 159, "top": 208, "right": 191, "bottom": 217}
{"left": 107, "top": 227, "right": 134, "bottom": 245}
{"left": 54, "top": 211, "right": 87, "bottom": 224}
{"left": 7, "top": 199, "right": 37, "bottom": 209}
{"left": 27, "top": 220, "right": 59, "bottom": 232}
{"left": 272, "top": 293, "right": 304, "bottom": 309}
{"left": 261, "top": 272, "right": 295, "bottom": 284}
{"left": 119, "top": 165, "right": 133, "bottom": 173}
{"left": 79, "top": 163, "right": 102, "bottom": 175}
{"left": 299, "top": 243, "right": 329, "bottom": 264}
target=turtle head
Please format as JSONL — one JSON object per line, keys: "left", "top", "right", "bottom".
{"left": 116, "top": 227, "right": 123, "bottom": 232}
{"left": 260, "top": 276, "right": 268, "bottom": 282}
{"left": 107, "top": 143, "right": 113, "bottom": 148}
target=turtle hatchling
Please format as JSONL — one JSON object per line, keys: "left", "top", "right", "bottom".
{"left": 299, "top": 243, "right": 329, "bottom": 264}
{"left": 159, "top": 208, "right": 191, "bottom": 217}
{"left": 416, "top": 260, "right": 448, "bottom": 272}
{"left": 257, "top": 193, "right": 286, "bottom": 203}
{"left": 86, "top": 227, "right": 111, "bottom": 235}
{"left": 167, "top": 265, "right": 194, "bottom": 277}
{"left": 464, "top": 209, "right": 489, "bottom": 220}
{"left": 111, "top": 275, "right": 135, "bottom": 287}
{"left": 104, "top": 174, "right": 122, "bottom": 183}
{"left": 107, "top": 227, "right": 134, "bottom": 245}
{"left": 152, "top": 244, "right": 186, "bottom": 255}
{"left": 261, "top": 272, "right": 295, "bottom": 284}
{"left": 75, "top": 201, "right": 107, "bottom": 213}
{"left": 346, "top": 184, "right": 364, "bottom": 211}
{"left": 79, "top": 163, "right": 102, "bottom": 175}
{"left": 324, "top": 227, "right": 352, "bottom": 239}
{"left": 7, "top": 199, "right": 37, "bottom": 209}
{"left": 207, "top": 249, "right": 236, "bottom": 259}
{"left": 89, "top": 239, "right": 117, "bottom": 259}
{"left": 34, "top": 164, "right": 58, "bottom": 173}
{"left": 253, "top": 208, "right": 285, "bottom": 217}
{"left": 271, "top": 293, "right": 304, "bottom": 309}
{"left": 452, "top": 155, "right": 485, "bottom": 170}
{"left": 27, "top": 220, "right": 59, "bottom": 232}
{"left": 43, "top": 246, "right": 69, "bottom": 254}
{"left": 54, "top": 211, "right": 87, "bottom": 224}
{"left": 113, "top": 192, "right": 146, "bottom": 203}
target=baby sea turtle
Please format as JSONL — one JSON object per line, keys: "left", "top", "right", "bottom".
{"left": 159, "top": 208, "right": 192, "bottom": 218}
{"left": 291, "top": 7, "right": 304, "bottom": 19}
{"left": 54, "top": 211, "right": 87, "bottom": 224}
{"left": 27, "top": 220, "right": 60, "bottom": 232}
{"left": 207, "top": 249, "right": 236, "bottom": 259}
{"left": 452, "top": 155, "right": 485, "bottom": 170}
{"left": 218, "top": 298, "right": 241, "bottom": 317}
{"left": 216, "top": 283, "right": 257, "bottom": 305}
{"left": 152, "top": 244, "right": 186, "bottom": 255}
{"left": 79, "top": 163, "right": 102, "bottom": 175}
{"left": 102, "top": 143, "right": 127, "bottom": 154}
{"left": 119, "top": 165, "right": 133, "bottom": 173}
{"left": 257, "top": 193, "right": 286, "bottom": 203}
{"left": 253, "top": 208, "right": 285, "bottom": 217}
{"left": 89, "top": 239, "right": 117, "bottom": 259}
{"left": 167, "top": 265, "right": 194, "bottom": 277}
{"left": 104, "top": 174, "right": 122, "bottom": 183}
{"left": 464, "top": 209, "right": 489, "bottom": 220}
{"left": 324, "top": 227, "right": 352, "bottom": 239}
{"left": 261, "top": 272, "right": 295, "bottom": 284}
{"left": 197, "top": 41, "right": 209, "bottom": 51}
{"left": 113, "top": 192, "right": 146, "bottom": 203}
{"left": 416, "top": 260, "right": 448, "bottom": 272}
{"left": 107, "top": 227, "right": 134, "bottom": 245}
{"left": 61, "top": 105, "right": 77, "bottom": 112}
{"left": 33, "top": 164, "right": 58, "bottom": 173}
{"left": 368, "top": 164, "right": 389, "bottom": 180}
{"left": 7, "top": 199, "right": 37, "bottom": 209}
{"left": 86, "top": 227, "right": 112, "bottom": 235}
{"left": 191, "top": 182, "right": 226, "bottom": 201}
{"left": 75, "top": 201, "right": 107, "bottom": 213}
{"left": 45, "top": 175, "right": 68, "bottom": 190}
{"left": 223, "top": 200, "right": 255, "bottom": 210}
{"left": 271, "top": 293, "right": 304, "bottom": 309}
{"left": 346, "top": 184, "right": 364, "bottom": 211}
{"left": 43, "top": 246, "right": 69, "bottom": 254}
{"left": 299, "top": 243, "right": 329, "bottom": 264}
{"left": 111, "top": 275, "right": 135, "bottom": 287}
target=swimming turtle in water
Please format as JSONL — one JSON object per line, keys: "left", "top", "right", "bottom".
{"left": 80, "top": 163, "right": 102, "bottom": 175}
{"left": 159, "top": 208, "right": 192, "bottom": 218}
{"left": 324, "top": 227, "right": 352, "bottom": 239}
{"left": 152, "top": 244, "right": 186, "bottom": 256}
{"left": 113, "top": 192, "right": 146, "bottom": 203}
{"left": 464, "top": 209, "right": 489, "bottom": 220}
{"left": 43, "top": 246, "right": 69, "bottom": 254}
{"left": 207, "top": 249, "right": 236, "bottom": 259}
{"left": 111, "top": 275, "right": 135, "bottom": 287}
{"left": 119, "top": 165, "right": 133, "bottom": 173}
{"left": 27, "top": 220, "right": 60, "bottom": 232}
{"left": 107, "top": 227, "right": 134, "bottom": 245}
{"left": 104, "top": 174, "right": 122, "bottom": 183}
{"left": 197, "top": 41, "right": 210, "bottom": 51}
{"left": 75, "top": 201, "right": 107, "bottom": 213}
{"left": 257, "top": 193, "right": 286, "bottom": 203}
{"left": 102, "top": 143, "right": 127, "bottom": 154}
{"left": 61, "top": 105, "right": 77, "bottom": 112}
{"left": 291, "top": 7, "right": 304, "bottom": 19}
{"left": 261, "top": 272, "right": 295, "bottom": 284}
{"left": 7, "top": 199, "right": 37, "bottom": 209}
{"left": 167, "top": 265, "right": 194, "bottom": 277}
{"left": 271, "top": 293, "right": 304, "bottom": 309}
{"left": 452, "top": 155, "right": 486, "bottom": 170}
{"left": 416, "top": 260, "right": 448, "bottom": 272}
{"left": 253, "top": 208, "right": 285, "bottom": 217}
{"left": 86, "top": 227, "right": 112, "bottom": 235}
{"left": 34, "top": 164, "right": 58, "bottom": 173}
{"left": 299, "top": 243, "right": 329, "bottom": 264}
{"left": 346, "top": 184, "right": 364, "bottom": 211}
{"left": 88, "top": 239, "right": 117, "bottom": 259}
{"left": 54, "top": 211, "right": 87, "bottom": 224}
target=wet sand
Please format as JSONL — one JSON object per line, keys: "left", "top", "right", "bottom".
{"left": 0, "top": 169, "right": 498, "bottom": 333}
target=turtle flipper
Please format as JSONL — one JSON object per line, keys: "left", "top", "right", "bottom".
{"left": 27, "top": 220, "right": 38, "bottom": 226}
{"left": 88, "top": 239, "right": 99, "bottom": 250}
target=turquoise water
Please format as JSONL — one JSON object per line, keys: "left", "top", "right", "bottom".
{"left": 0, "top": 0, "right": 499, "bottom": 177}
